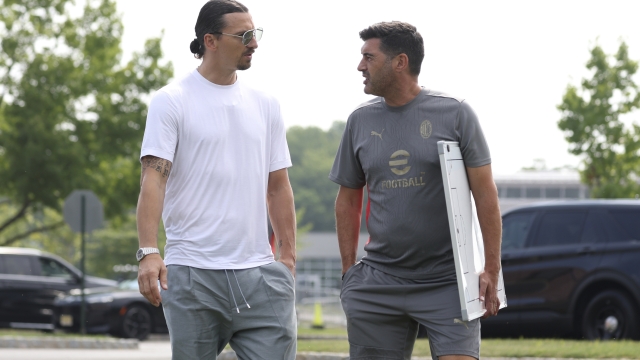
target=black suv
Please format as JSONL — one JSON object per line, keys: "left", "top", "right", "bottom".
{"left": 0, "top": 247, "right": 117, "bottom": 330}
{"left": 482, "top": 200, "right": 640, "bottom": 340}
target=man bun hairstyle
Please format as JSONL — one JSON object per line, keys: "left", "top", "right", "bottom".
{"left": 359, "top": 21, "right": 424, "bottom": 76}
{"left": 190, "top": 0, "right": 249, "bottom": 59}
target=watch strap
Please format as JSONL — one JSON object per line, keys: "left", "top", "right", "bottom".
{"left": 137, "top": 247, "right": 160, "bottom": 261}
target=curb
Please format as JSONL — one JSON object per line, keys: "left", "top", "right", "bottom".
{"left": 0, "top": 336, "right": 138, "bottom": 349}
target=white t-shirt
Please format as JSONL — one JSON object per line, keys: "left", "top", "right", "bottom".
{"left": 140, "top": 69, "right": 292, "bottom": 270}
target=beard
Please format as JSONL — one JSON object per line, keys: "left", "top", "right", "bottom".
{"left": 363, "top": 62, "right": 394, "bottom": 96}
{"left": 237, "top": 59, "right": 252, "bottom": 71}
{"left": 236, "top": 51, "right": 254, "bottom": 71}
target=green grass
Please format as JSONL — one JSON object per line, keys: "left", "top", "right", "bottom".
{"left": 295, "top": 328, "right": 640, "bottom": 359}
{"left": 481, "top": 338, "right": 640, "bottom": 358}
{"left": 4, "top": 327, "right": 640, "bottom": 358}
{"left": 297, "top": 327, "right": 348, "bottom": 337}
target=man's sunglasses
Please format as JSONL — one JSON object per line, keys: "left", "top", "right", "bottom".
{"left": 216, "top": 28, "right": 263, "bottom": 46}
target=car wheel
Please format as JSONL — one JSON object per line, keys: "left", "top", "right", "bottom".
{"left": 120, "top": 305, "right": 152, "bottom": 340}
{"left": 581, "top": 290, "right": 639, "bottom": 340}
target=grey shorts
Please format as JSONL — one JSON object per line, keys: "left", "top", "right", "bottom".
{"left": 162, "top": 262, "right": 297, "bottom": 360}
{"left": 341, "top": 262, "right": 480, "bottom": 360}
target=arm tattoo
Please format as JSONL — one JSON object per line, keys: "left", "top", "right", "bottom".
{"left": 278, "top": 240, "right": 283, "bottom": 248}
{"left": 141, "top": 156, "right": 172, "bottom": 185}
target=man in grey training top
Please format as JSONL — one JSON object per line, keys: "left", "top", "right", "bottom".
{"left": 330, "top": 21, "right": 502, "bottom": 360}
{"left": 136, "top": 1, "right": 297, "bottom": 359}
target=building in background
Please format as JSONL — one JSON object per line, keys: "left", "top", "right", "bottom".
{"left": 495, "top": 169, "right": 589, "bottom": 213}
{"left": 296, "top": 232, "right": 368, "bottom": 291}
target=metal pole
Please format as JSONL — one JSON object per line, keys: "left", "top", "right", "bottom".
{"left": 80, "top": 195, "right": 86, "bottom": 335}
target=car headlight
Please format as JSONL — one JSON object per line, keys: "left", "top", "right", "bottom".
{"left": 56, "top": 296, "right": 80, "bottom": 304}
{"left": 88, "top": 296, "right": 114, "bottom": 304}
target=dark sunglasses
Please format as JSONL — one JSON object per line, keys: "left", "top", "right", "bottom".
{"left": 217, "top": 27, "right": 263, "bottom": 46}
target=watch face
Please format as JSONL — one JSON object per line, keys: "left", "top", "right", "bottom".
{"left": 136, "top": 248, "right": 144, "bottom": 261}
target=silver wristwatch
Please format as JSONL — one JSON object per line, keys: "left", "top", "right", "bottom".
{"left": 136, "top": 247, "right": 160, "bottom": 262}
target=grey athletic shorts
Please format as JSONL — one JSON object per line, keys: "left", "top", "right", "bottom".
{"left": 162, "top": 262, "right": 296, "bottom": 360}
{"left": 341, "top": 262, "right": 480, "bottom": 360}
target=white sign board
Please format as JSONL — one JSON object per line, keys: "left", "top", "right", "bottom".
{"left": 438, "top": 141, "right": 507, "bottom": 321}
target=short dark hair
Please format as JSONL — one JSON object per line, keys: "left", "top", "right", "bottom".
{"left": 189, "top": 0, "right": 249, "bottom": 59}
{"left": 359, "top": 21, "right": 424, "bottom": 76}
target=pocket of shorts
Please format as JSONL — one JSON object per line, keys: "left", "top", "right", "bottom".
{"left": 340, "top": 262, "right": 362, "bottom": 300}
{"left": 341, "top": 261, "right": 361, "bottom": 285}
{"left": 274, "top": 261, "right": 295, "bottom": 283}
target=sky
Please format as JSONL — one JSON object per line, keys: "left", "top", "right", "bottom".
{"left": 115, "top": 0, "right": 640, "bottom": 175}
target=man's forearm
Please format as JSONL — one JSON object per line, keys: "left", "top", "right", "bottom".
{"left": 136, "top": 181, "right": 165, "bottom": 248}
{"left": 267, "top": 182, "right": 296, "bottom": 262}
{"left": 475, "top": 190, "right": 502, "bottom": 273}
{"left": 137, "top": 156, "right": 171, "bottom": 249}
{"left": 335, "top": 186, "right": 363, "bottom": 273}
{"left": 467, "top": 165, "right": 502, "bottom": 273}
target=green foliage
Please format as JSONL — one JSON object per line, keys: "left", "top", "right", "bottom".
{"left": 0, "top": 201, "right": 77, "bottom": 260}
{"left": 558, "top": 42, "right": 640, "bottom": 198}
{"left": 85, "top": 213, "right": 166, "bottom": 280}
{"left": 287, "top": 121, "right": 366, "bottom": 232}
{"left": 0, "top": 0, "right": 173, "bottom": 244}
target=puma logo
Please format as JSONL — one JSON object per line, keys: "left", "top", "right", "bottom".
{"left": 371, "top": 129, "right": 384, "bottom": 140}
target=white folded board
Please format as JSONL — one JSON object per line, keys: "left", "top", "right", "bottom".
{"left": 438, "top": 141, "right": 507, "bottom": 321}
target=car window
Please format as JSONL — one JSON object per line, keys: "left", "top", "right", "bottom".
{"left": 581, "top": 212, "right": 607, "bottom": 244}
{"left": 39, "top": 257, "right": 75, "bottom": 279}
{"left": 531, "top": 211, "right": 587, "bottom": 247}
{"left": 0, "top": 254, "right": 36, "bottom": 275}
{"left": 591, "top": 211, "right": 629, "bottom": 242}
{"left": 502, "top": 212, "right": 535, "bottom": 250}
{"left": 607, "top": 209, "right": 640, "bottom": 242}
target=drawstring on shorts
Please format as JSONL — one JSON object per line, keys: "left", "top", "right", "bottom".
{"left": 224, "top": 269, "right": 251, "bottom": 313}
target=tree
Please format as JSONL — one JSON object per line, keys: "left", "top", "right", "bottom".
{"left": 287, "top": 122, "right": 344, "bottom": 231}
{"left": 287, "top": 121, "right": 367, "bottom": 232}
{"left": 558, "top": 42, "right": 640, "bottom": 198}
{"left": 0, "top": 0, "right": 173, "bottom": 245}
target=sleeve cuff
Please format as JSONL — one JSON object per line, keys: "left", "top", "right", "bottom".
{"left": 140, "top": 148, "right": 175, "bottom": 163}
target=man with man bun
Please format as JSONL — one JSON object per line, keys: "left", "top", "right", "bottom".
{"left": 331, "top": 21, "right": 502, "bottom": 360}
{"left": 136, "top": 1, "right": 297, "bottom": 358}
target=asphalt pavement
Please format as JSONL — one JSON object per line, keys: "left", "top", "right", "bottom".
{"left": 0, "top": 341, "right": 173, "bottom": 360}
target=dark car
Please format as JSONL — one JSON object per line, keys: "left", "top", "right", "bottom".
{"left": 0, "top": 247, "right": 117, "bottom": 331}
{"left": 54, "top": 279, "right": 167, "bottom": 340}
{"left": 482, "top": 200, "right": 640, "bottom": 340}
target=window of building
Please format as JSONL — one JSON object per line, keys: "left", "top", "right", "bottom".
{"left": 525, "top": 188, "right": 542, "bottom": 198}
{"left": 506, "top": 187, "right": 522, "bottom": 198}
{"left": 565, "top": 188, "right": 580, "bottom": 199}
{"left": 545, "top": 188, "right": 561, "bottom": 198}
